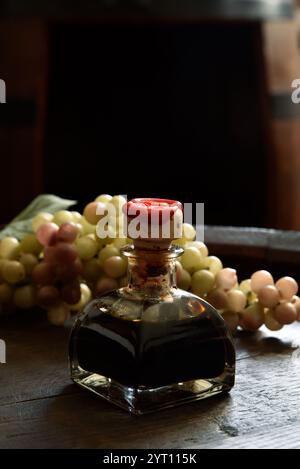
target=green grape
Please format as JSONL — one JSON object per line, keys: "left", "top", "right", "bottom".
{"left": 0, "top": 283, "right": 13, "bottom": 304}
{"left": 2, "top": 261, "right": 26, "bottom": 284}
{"left": 239, "top": 279, "right": 257, "bottom": 305}
{"left": 76, "top": 235, "right": 98, "bottom": 260}
{"left": 172, "top": 238, "right": 186, "bottom": 248}
{"left": 0, "top": 237, "right": 20, "bottom": 259}
{"left": 19, "top": 234, "right": 42, "bottom": 256}
{"left": 186, "top": 241, "right": 209, "bottom": 257}
{"left": 14, "top": 285, "right": 36, "bottom": 309}
{"left": 226, "top": 289, "right": 247, "bottom": 313}
{"left": 239, "top": 279, "right": 252, "bottom": 295}
{"left": 71, "top": 211, "right": 83, "bottom": 223}
{"left": 82, "top": 258, "right": 103, "bottom": 283}
{"left": 191, "top": 270, "right": 215, "bottom": 296}
{"left": 103, "top": 256, "right": 127, "bottom": 279}
{"left": 95, "top": 194, "right": 112, "bottom": 204}
{"left": 182, "top": 223, "right": 196, "bottom": 241}
{"left": 239, "top": 302, "right": 264, "bottom": 331}
{"left": 80, "top": 216, "right": 96, "bottom": 235}
{"left": 177, "top": 269, "right": 191, "bottom": 290}
{"left": 111, "top": 195, "right": 127, "bottom": 213}
{"left": 113, "top": 237, "right": 130, "bottom": 249}
{"left": 53, "top": 210, "right": 74, "bottom": 226}
{"left": 32, "top": 212, "right": 54, "bottom": 232}
{"left": 180, "top": 247, "right": 206, "bottom": 273}
{"left": 19, "top": 253, "right": 38, "bottom": 276}
{"left": 98, "top": 245, "right": 119, "bottom": 266}
{"left": 47, "top": 304, "right": 70, "bottom": 326}
{"left": 206, "top": 256, "right": 223, "bottom": 275}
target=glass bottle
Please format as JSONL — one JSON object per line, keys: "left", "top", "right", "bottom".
{"left": 69, "top": 198, "right": 235, "bottom": 414}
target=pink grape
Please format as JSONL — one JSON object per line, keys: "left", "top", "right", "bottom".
{"left": 32, "top": 262, "right": 56, "bottom": 285}
{"left": 275, "top": 276, "right": 298, "bottom": 301}
{"left": 44, "top": 246, "right": 57, "bottom": 264}
{"left": 273, "top": 302, "right": 297, "bottom": 325}
{"left": 57, "top": 223, "right": 79, "bottom": 243}
{"left": 239, "top": 303, "right": 265, "bottom": 331}
{"left": 250, "top": 270, "right": 274, "bottom": 293}
{"left": 215, "top": 268, "right": 237, "bottom": 290}
{"left": 84, "top": 201, "right": 107, "bottom": 225}
{"left": 61, "top": 282, "right": 81, "bottom": 305}
{"left": 257, "top": 285, "right": 280, "bottom": 308}
{"left": 206, "top": 288, "right": 228, "bottom": 310}
{"left": 36, "top": 223, "right": 59, "bottom": 247}
{"left": 264, "top": 309, "right": 283, "bottom": 331}
{"left": 56, "top": 258, "right": 83, "bottom": 282}
{"left": 37, "top": 285, "right": 60, "bottom": 308}
{"left": 53, "top": 242, "right": 78, "bottom": 264}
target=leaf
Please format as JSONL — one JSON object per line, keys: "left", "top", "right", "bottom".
{"left": 0, "top": 194, "right": 77, "bottom": 240}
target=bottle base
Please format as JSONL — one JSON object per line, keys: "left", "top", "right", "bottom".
{"left": 71, "top": 366, "right": 234, "bottom": 415}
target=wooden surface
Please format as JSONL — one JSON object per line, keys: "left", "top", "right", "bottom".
{"left": 0, "top": 312, "right": 300, "bottom": 449}
{"left": 205, "top": 225, "right": 300, "bottom": 283}
{"left": 1, "top": 226, "right": 300, "bottom": 449}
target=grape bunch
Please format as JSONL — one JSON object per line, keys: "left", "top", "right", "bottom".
{"left": 174, "top": 229, "right": 300, "bottom": 333}
{"left": 0, "top": 194, "right": 299, "bottom": 334}
{"left": 0, "top": 195, "right": 128, "bottom": 324}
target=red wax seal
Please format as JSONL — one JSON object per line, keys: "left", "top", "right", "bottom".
{"left": 124, "top": 198, "right": 183, "bottom": 224}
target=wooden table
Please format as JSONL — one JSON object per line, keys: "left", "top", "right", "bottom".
{"left": 1, "top": 227, "right": 300, "bottom": 449}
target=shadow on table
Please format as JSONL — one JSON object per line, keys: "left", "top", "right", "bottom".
{"left": 235, "top": 322, "right": 300, "bottom": 359}
{"left": 42, "top": 384, "right": 232, "bottom": 449}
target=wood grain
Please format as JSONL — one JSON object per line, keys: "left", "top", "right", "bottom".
{"left": 1, "top": 310, "right": 300, "bottom": 449}
{"left": 1, "top": 227, "right": 300, "bottom": 448}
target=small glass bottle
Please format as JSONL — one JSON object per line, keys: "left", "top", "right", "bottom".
{"left": 69, "top": 198, "right": 235, "bottom": 414}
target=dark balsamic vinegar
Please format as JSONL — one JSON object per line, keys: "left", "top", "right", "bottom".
{"left": 74, "top": 310, "right": 233, "bottom": 388}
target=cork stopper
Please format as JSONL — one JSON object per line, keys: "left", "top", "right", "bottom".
{"left": 124, "top": 198, "right": 183, "bottom": 250}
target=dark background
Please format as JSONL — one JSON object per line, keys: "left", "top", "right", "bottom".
{"left": 45, "top": 23, "right": 266, "bottom": 226}
{"left": 0, "top": 0, "right": 299, "bottom": 229}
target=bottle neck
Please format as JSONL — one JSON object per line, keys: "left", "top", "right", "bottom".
{"left": 123, "top": 245, "right": 182, "bottom": 299}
